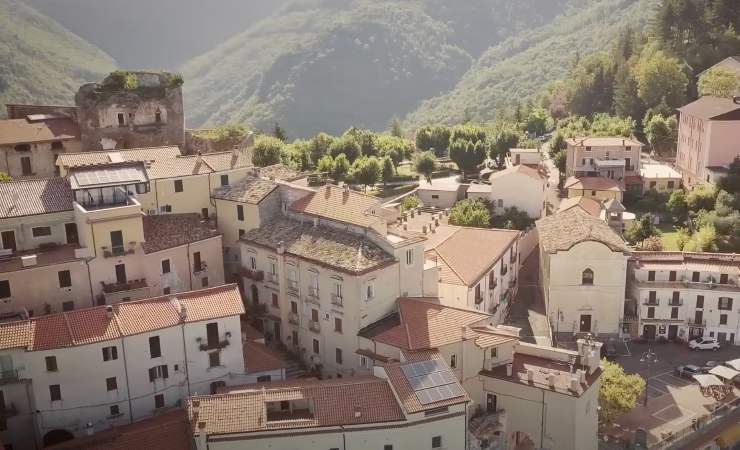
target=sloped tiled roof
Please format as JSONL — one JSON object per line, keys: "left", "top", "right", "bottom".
{"left": 256, "top": 163, "right": 304, "bottom": 182}
{"left": 189, "top": 377, "right": 405, "bottom": 435}
{"left": 242, "top": 219, "right": 395, "bottom": 275}
{"left": 489, "top": 164, "right": 546, "bottom": 183}
{"left": 564, "top": 176, "right": 624, "bottom": 192}
{"left": 243, "top": 340, "right": 290, "bottom": 374}
{"left": 425, "top": 227, "right": 518, "bottom": 286}
{"left": 3, "top": 285, "right": 243, "bottom": 351}
{"left": 290, "top": 185, "right": 383, "bottom": 228}
{"left": 557, "top": 196, "right": 603, "bottom": 217}
{"left": 211, "top": 176, "right": 278, "bottom": 204}
{"left": 57, "top": 146, "right": 182, "bottom": 169}
{"left": 565, "top": 136, "right": 643, "bottom": 147}
{"left": 147, "top": 156, "right": 212, "bottom": 179}
{"left": 0, "top": 178, "right": 73, "bottom": 218}
{"left": 142, "top": 214, "right": 221, "bottom": 253}
{"left": 536, "top": 207, "right": 629, "bottom": 254}
{"left": 0, "top": 117, "right": 78, "bottom": 145}
{"left": 677, "top": 96, "right": 740, "bottom": 120}
{"left": 363, "top": 298, "right": 490, "bottom": 351}
{"left": 201, "top": 151, "right": 252, "bottom": 172}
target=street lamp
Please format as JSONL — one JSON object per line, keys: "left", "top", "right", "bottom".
{"left": 640, "top": 348, "right": 658, "bottom": 406}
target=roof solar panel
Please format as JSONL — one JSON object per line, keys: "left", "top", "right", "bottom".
{"left": 414, "top": 382, "right": 465, "bottom": 405}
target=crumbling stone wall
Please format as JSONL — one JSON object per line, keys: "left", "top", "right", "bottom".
{"left": 184, "top": 129, "right": 254, "bottom": 155}
{"left": 75, "top": 71, "right": 184, "bottom": 151}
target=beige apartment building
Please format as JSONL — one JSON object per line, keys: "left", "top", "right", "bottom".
{"left": 0, "top": 114, "right": 81, "bottom": 179}
{"left": 628, "top": 251, "right": 739, "bottom": 345}
{"left": 675, "top": 96, "right": 740, "bottom": 186}
{"left": 537, "top": 207, "right": 630, "bottom": 338}
{"left": 565, "top": 137, "right": 643, "bottom": 180}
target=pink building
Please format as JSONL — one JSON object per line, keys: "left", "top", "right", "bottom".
{"left": 676, "top": 96, "right": 740, "bottom": 186}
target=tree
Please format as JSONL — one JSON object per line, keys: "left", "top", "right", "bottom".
{"left": 381, "top": 156, "right": 394, "bottom": 187}
{"left": 613, "top": 65, "right": 646, "bottom": 123}
{"left": 415, "top": 152, "right": 437, "bottom": 183}
{"left": 344, "top": 128, "right": 378, "bottom": 157}
{"left": 450, "top": 124, "right": 487, "bottom": 144}
{"left": 489, "top": 125, "right": 520, "bottom": 168}
{"left": 415, "top": 125, "right": 451, "bottom": 157}
{"left": 401, "top": 195, "right": 419, "bottom": 212}
{"left": 687, "top": 185, "right": 717, "bottom": 212}
{"left": 449, "top": 139, "right": 486, "bottom": 179}
{"left": 525, "top": 107, "right": 551, "bottom": 137}
{"left": 667, "top": 190, "right": 688, "bottom": 219}
{"left": 643, "top": 114, "right": 678, "bottom": 156}
{"left": 683, "top": 224, "right": 719, "bottom": 252}
{"left": 549, "top": 131, "right": 566, "bottom": 153}
{"left": 567, "top": 53, "right": 617, "bottom": 116}
{"left": 641, "top": 235, "right": 664, "bottom": 251}
{"left": 317, "top": 155, "right": 334, "bottom": 175}
{"left": 491, "top": 207, "right": 534, "bottom": 230}
{"left": 351, "top": 156, "right": 382, "bottom": 191}
{"left": 717, "top": 156, "right": 740, "bottom": 194}
{"left": 377, "top": 135, "right": 413, "bottom": 165}
{"left": 330, "top": 154, "right": 350, "bottom": 181}
{"left": 0, "top": 173, "right": 11, "bottom": 183}
{"left": 273, "top": 122, "right": 287, "bottom": 142}
{"left": 252, "top": 135, "right": 284, "bottom": 167}
{"left": 698, "top": 67, "right": 740, "bottom": 98}
{"left": 283, "top": 139, "right": 312, "bottom": 171}
{"left": 552, "top": 150, "right": 567, "bottom": 180}
{"left": 624, "top": 213, "right": 659, "bottom": 244}
{"left": 329, "top": 136, "right": 361, "bottom": 162}
{"left": 389, "top": 117, "right": 403, "bottom": 138}
{"left": 599, "top": 360, "right": 645, "bottom": 424}
{"left": 309, "top": 132, "right": 335, "bottom": 164}
{"left": 633, "top": 48, "right": 688, "bottom": 109}
{"left": 448, "top": 199, "right": 491, "bottom": 228}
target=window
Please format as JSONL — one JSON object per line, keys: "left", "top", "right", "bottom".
{"left": 696, "top": 295, "right": 704, "bottom": 308}
{"left": 202, "top": 276, "right": 209, "bottom": 287}
{"left": 160, "top": 205, "right": 172, "bottom": 213}
{"left": 193, "top": 252, "right": 202, "bottom": 272}
{"left": 237, "top": 205, "right": 244, "bottom": 221}
{"left": 155, "top": 109, "right": 162, "bottom": 123}
{"left": 45, "top": 356, "right": 58, "bottom": 371}
{"left": 148, "top": 365, "right": 168, "bottom": 382}
{"left": 201, "top": 208, "right": 209, "bottom": 219}
{"left": 256, "top": 375, "right": 271, "bottom": 383}
{"left": 585, "top": 146, "right": 591, "bottom": 152}
{"left": 149, "top": 336, "right": 161, "bottom": 358}
{"left": 719, "top": 273, "right": 728, "bottom": 284}
{"left": 0, "top": 281, "right": 9, "bottom": 299}
{"left": 62, "top": 301, "right": 74, "bottom": 312}
{"left": 161, "top": 259, "right": 171, "bottom": 274}
{"left": 334, "top": 318, "right": 342, "bottom": 333}
{"left": 497, "top": 199, "right": 503, "bottom": 207}
{"left": 405, "top": 249, "right": 414, "bottom": 266}
{"left": 669, "top": 271, "right": 677, "bottom": 281}
{"left": 14, "top": 143, "right": 30, "bottom": 152}
{"left": 109, "top": 405, "right": 120, "bottom": 416}
{"left": 102, "top": 346, "right": 118, "bottom": 361}
{"left": 21, "top": 157, "right": 32, "bottom": 176}
{"left": 32, "top": 226, "right": 52, "bottom": 237}
{"left": 671, "top": 307, "right": 678, "bottom": 319}
{"left": 336, "top": 348, "right": 343, "bottom": 365}
{"left": 163, "top": 287, "right": 171, "bottom": 295}
{"left": 432, "top": 436, "right": 442, "bottom": 449}
{"left": 291, "top": 301, "right": 298, "bottom": 314}
{"left": 58, "top": 270, "right": 72, "bottom": 288}
{"left": 647, "top": 307, "right": 655, "bottom": 319}
{"left": 238, "top": 229, "right": 245, "bottom": 238}
{"left": 49, "top": 384, "right": 61, "bottom": 401}
{"left": 206, "top": 322, "right": 219, "bottom": 347}
{"left": 208, "top": 351, "right": 220, "bottom": 368}
{"left": 591, "top": 190, "right": 596, "bottom": 196}
{"left": 154, "top": 394, "right": 165, "bottom": 409}
{"left": 272, "top": 293, "right": 278, "bottom": 308}
{"left": 720, "top": 314, "right": 728, "bottom": 325}
{"left": 366, "top": 284, "right": 374, "bottom": 301}
{"left": 311, "top": 308, "right": 319, "bottom": 322}
{"left": 384, "top": 445, "right": 394, "bottom": 450}
{"left": 581, "top": 268, "right": 594, "bottom": 285}
{"left": 117, "top": 113, "right": 125, "bottom": 126}
{"left": 719, "top": 297, "right": 733, "bottom": 310}
{"left": 174, "top": 180, "right": 183, "bottom": 193}
{"left": 220, "top": 174, "right": 229, "bottom": 186}
{"left": 431, "top": 194, "right": 439, "bottom": 199}
{"left": 313, "top": 338, "right": 319, "bottom": 354}
{"left": 490, "top": 347, "right": 497, "bottom": 358}
{"left": 667, "top": 181, "right": 675, "bottom": 189}
{"left": 488, "top": 271, "right": 496, "bottom": 289}
{"left": 692, "top": 271, "right": 700, "bottom": 282}
{"left": 106, "top": 377, "right": 117, "bottom": 391}
{"left": 249, "top": 256, "right": 256, "bottom": 270}
{"left": 360, "top": 356, "right": 368, "bottom": 368}
{"left": 450, "top": 354, "right": 457, "bottom": 368}
{"left": 647, "top": 271, "right": 655, "bottom": 281}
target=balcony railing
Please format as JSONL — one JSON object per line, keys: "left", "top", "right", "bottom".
{"left": 331, "top": 293, "right": 343, "bottom": 307}
{"left": 287, "top": 279, "right": 299, "bottom": 293}
{"left": 288, "top": 312, "right": 299, "bottom": 325}
{"left": 308, "top": 286, "right": 319, "bottom": 299}
{"left": 102, "top": 243, "right": 136, "bottom": 258}
{"left": 642, "top": 299, "right": 660, "bottom": 306}
{"left": 0, "top": 369, "right": 19, "bottom": 385}
{"left": 266, "top": 273, "right": 278, "bottom": 284}
{"left": 686, "top": 318, "right": 707, "bottom": 327}
{"left": 241, "top": 268, "right": 263, "bottom": 281}
{"left": 194, "top": 262, "right": 209, "bottom": 274}
{"left": 309, "top": 320, "right": 321, "bottom": 333}
{"left": 102, "top": 278, "right": 148, "bottom": 294}
{"left": 668, "top": 299, "right": 683, "bottom": 306}
{"left": 197, "top": 336, "right": 231, "bottom": 351}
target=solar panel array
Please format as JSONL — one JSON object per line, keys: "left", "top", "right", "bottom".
{"left": 400, "top": 359, "right": 464, "bottom": 405}
{"left": 73, "top": 167, "right": 146, "bottom": 188}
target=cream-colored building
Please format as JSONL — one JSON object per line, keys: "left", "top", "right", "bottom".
{"left": 189, "top": 352, "right": 469, "bottom": 450}
{"left": 537, "top": 207, "right": 630, "bottom": 338}
{"left": 564, "top": 176, "right": 625, "bottom": 202}
{"left": 507, "top": 147, "right": 542, "bottom": 167}
{"left": 416, "top": 178, "right": 465, "bottom": 209}
{"left": 0, "top": 285, "right": 246, "bottom": 449}
{"left": 640, "top": 163, "right": 683, "bottom": 193}
{"left": 488, "top": 165, "right": 547, "bottom": 219}
{"left": 0, "top": 115, "right": 81, "bottom": 179}
{"left": 565, "top": 136, "right": 643, "bottom": 181}
{"left": 628, "top": 252, "right": 739, "bottom": 345}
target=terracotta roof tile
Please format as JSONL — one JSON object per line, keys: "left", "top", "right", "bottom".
{"left": 0, "top": 320, "right": 31, "bottom": 350}
{"left": 564, "top": 176, "right": 624, "bottom": 191}
{"left": 565, "top": 136, "right": 643, "bottom": 147}
{"left": 256, "top": 163, "right": 304, "bottom": 182}
{"left": 201, "top": 151, "right": 252, "bottom": 172}
{"left": 242, "top": 219, "right": 395, "bottom": 275}
{"left": 290, "top": 185, "right": 383, "bottom": 228}
{"left": 0, "top": 117, "right": 78, "bottom": 145}
{"left": 557, "top": 196, "right": 602, "bottom": 217}
{"left": 489, "top": 164, "right": 546, "bottom": 182}
{"left": 142, "top": 214, "right": 221, "bottom": 253}
{"left": 677, "top": 96, "right": 740, "bottom": 120}
{"left": 0, "top": 178, "right": 73, "bottom": 218}
{"left": 147, "top": 156, "right": 212, "bottom": 179}
{"left": 189, "top": 377, "right": 404, "bottom": 435}
{"left": 57, "top": 146, "right": 182, "bottom": 169}
{"left": 536, "top": 207, "right": 628, "bottom": 254}
{"left": 211, "top": 176, "right": 278, "bottom": 204}
{"left": 28, "top": 314, "right": 73, "bottom": 351}
{"left": 243, "top": 340, "right": 290, "bottom": 374}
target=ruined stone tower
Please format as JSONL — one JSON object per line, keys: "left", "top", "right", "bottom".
{"left": 75, "top": 71, "right": 185, "bottom": 151}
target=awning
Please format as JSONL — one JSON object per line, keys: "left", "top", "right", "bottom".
{"left": 709, "top": 365, "right": 740, "bottom": 381}
{"left": 716, "top": 424, "right": 740, "bottom": 449}
{"left": 725, "top": 358, "right": 740, "bottom": 371}
{"left": 692, "top": 374, "right": 724, "bottom": 387}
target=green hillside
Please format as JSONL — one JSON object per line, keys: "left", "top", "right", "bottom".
{"left": 182, "top": 0, "right": 569, "bottom": 137}
{"left": 405, "top": 0, "right": 659, "bottom": 127}
{"left": 0, "top": 0, "right": 116, "bottom": 111}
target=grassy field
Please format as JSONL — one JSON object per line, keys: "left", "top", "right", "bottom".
{"left": 657, "top": 222, "right": 681, "bottom": 250}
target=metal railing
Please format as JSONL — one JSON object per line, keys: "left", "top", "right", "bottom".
{"left": 331, "top": 293, "right": 343, "bottom": 307}
{"left": 308, "top": 320, "right": 321, "bottom": 332}
{"left": 0, "top": 369, "right": 19, "bottom": 384}
{"left": 287, "top": 279, "right": 299, "bottom": 292}
{"left": 288, "top": 312, "right": 299, "bottom": 325}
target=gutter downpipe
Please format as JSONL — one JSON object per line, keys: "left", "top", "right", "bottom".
{"left": 121, "top": 336, "right": 134, "bottom": 424}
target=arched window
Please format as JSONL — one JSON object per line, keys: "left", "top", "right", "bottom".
{"left": 582, "top": 268, "right": 594, "bottom": 285}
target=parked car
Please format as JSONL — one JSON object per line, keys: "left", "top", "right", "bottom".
{"left": 701, "top": 361, "right": 720, "bottom": 373}
{"left": 689, "top": 337, "right": 720, "bottom": 351}
{"left": 675, "top": 364, "right": 703, "bottom": 379}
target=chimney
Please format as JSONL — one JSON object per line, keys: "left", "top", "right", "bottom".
{"left": 547, "top": 373, "right": 557, "bottom": 388}
{"left": 343, "top": 184, "right": 350, "bottom": 194}
{"left": 422, "top": 225, "right": 427, "bottom": 234}
{"left": 21, "top": 254, "right": 37, "bottom": 267}
{"left": 527, "top": 369, "right": 534, "bottom": 382}
{"left": 179, "top": 304, "right": 188, "bottom": 320}
{"left": 277, "top": 240, "right": 285, "bottom": 255}
{"left": 105, "top": 305, "right": 114, "bottom": 320}
{"left": 232, "top": 145, "right": 240, "bottom": 158}
{"left": 506, "top": 363, "right": 513, "bottom": 377}
{"left": 577, "top": 369, "right": 587, "bottom": 384}
{"left": 569, "top": 376, "right": 579, "bottom": 392}
{"left": 313, "top": 217, "right": 319, "bottom": 228}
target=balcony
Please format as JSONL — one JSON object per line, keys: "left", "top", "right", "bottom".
{"left": 308, "top": 286, "right": 319, "bottom": 300}
{"left": 593, "top": 158, "right": 626, "bottom": 169}
{"left": 309, "top": 320, "right": 321, "bottom": 333}
{"left": 265, "top": 272, "right": 278, "bottom": 284}
{"left": 288, "top": 312, "right": 299, "bottom": 325}
{"left": 668, "top": 299, "right": 683, "bottom": 306}
{"left": 331, "top": 293, "right": 343, "bottom": 307}
{"left": 102, "top": 278, "right": 148, "bottom": 294}
{"left": 101, "top": 242, "right": 136, "bottom": 258}
{"left": 686, "top": 318, "right": 707, "bottom": 327}
{"left": 197, "top": 334, "right": 231, "bottom": 351}
{"left": 0, "top": 402, "right": 18, "bottom": 418}
{"left": 246, "top": 303, "right": 266, "bottom": 317}
{"left": 287, "top": 279, "right": 299, "bottom": 293}
{"left": 642, "top": 299, "right": 660, "bottom": 306}
{"left": 0, "top": 369, "right": 19, "bottom": 385}
{"left": 241, "top": 268, "right": 264, "bottom": 281}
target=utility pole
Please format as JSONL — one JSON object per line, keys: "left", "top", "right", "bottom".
{"left": 640, "top": 348, "right": 658, "bottom": 406}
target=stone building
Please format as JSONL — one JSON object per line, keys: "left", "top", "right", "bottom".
{"left": 75, "top": 71, "right": 184, "bottom": 151}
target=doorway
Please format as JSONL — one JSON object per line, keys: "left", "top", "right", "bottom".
{"left": 668, "top": 325, "right": 678, "bottom": 340}
{"left": 115, "top": 264, "right": 127, "bottom": 284}
{"left": 251, "top": 284, "right": 259, "bottom": 306}
{"left": 1, "top": 230, "right": 16, "bottom": 252}
{"left": 273, "top": 321, "right": 281, "bottom": 342}
{"left": 486, "top": 393, "right": 497, "bottom": 413}
{"left": 65, "top": 223, "right": 78, "bottom": 245}
{"left": 579, "top": 314, "right": 592, "bottom": 333}
{"left": 643, "top": 325, "right": 656, "bottom": 340}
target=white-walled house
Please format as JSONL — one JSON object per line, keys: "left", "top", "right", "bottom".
{"left": 537, "top": 207, "right": 630, "bottom": 338}
{"left": 488, "top": 165, "right": 547, "bottom": 219}
{"left": 0, "top": 284, "right": 245, "bottom": 448}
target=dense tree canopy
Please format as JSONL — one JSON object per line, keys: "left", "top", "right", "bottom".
{"left": 448, "top": 199, "right": 491, "bottom": 228}
{"left": 252, "top": 135, "right": 284, "bottom": 167}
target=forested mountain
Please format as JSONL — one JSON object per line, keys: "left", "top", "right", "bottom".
{"left": 181, "top": 0, "right": 571, "bottom": 136}
{"left": 26, "top": 0, "right": 288, "bottom": 69}
{"left": 0, "top": 0, "right": 115, "bottom": 110}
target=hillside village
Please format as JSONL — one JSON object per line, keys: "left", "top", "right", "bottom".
{"left": 0, "top": 23, "right": 740, "bottom": 450}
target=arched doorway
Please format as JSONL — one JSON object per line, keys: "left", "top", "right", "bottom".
{"left": 43, "top": 429, "right": 74, "bottom": 447}
{"left": 250, "top": 284, "right": 259, "bottom": 306}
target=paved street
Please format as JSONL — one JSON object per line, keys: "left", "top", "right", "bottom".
{"left": 611, "top": 340, "right": 740, "bottom": 379}
{"left": 507, "top": 248, "right": 551, "bottom": 346}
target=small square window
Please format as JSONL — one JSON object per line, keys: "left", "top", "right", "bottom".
{"left": 45, "top": 356, "right": 58, "bottom": 372}
{"left": 432, "top": 436, "right": 442, "bottom": 448}
{"left": 154, "top": 394, "right": 165, "bottom": 409}
{"left": 49, "top": 384, "right": 61, "bottom": 401}
{"left": 174, "top": 180, "right": 184, "bottom": 192}
{"left": 220, "top": 174, "right": 229, "bottom": 186}
{"left": 163, "top": 287, "right": 171, "bottom": 295}
{"left": 109, "top": 405, "right": 120, "bottom": 416}
{"left": 62, "top": 301, "right": 74, "bottom": 312}
{"left": 202, "top": 277, "right": 209, "bottom": 287}
{"left": 58, "top": 270, "right": 72, "bottom": 288}
{"left": 106, "top": 377, "right": 117, "bottom": 391}
{"left": 102, "top": 346, "right": 118, "bottom": 361}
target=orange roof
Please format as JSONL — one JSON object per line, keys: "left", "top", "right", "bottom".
{"left": 564, "top": 176, "right": 624, "bottom": 192}
{"left": 48, "top": 410, "right": 191, "bottom": 450}
{"left": 382, "top": 353, "right": 469, "bottom": 413}
{"left": 4, "top": 285, "right": 244, "bottom": 351}
{"left": 565, "top": 136, "right": 643, "bottom": 147}
{"left": 426, "top": 227, "right": 519, "bottom": 286}
{"left": 189, "top": 377, "right": 405, "bottom": 435}
{"left": 558, "top": 196, "right": 602, "bottom": 217}
{"left": 290, "top": 185, "right": 383, "bottom": 228}
{"left": 243, "top": 340, "right": 290, "bottom": 374}
{"left": 365, "top": 298, "right": 491, "bottom": 351}
{"left": 489, "top": 164, "right": 546, "bottom": 182}
{"left": 0, "top": 117, "right": 78, "bottom": 145}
